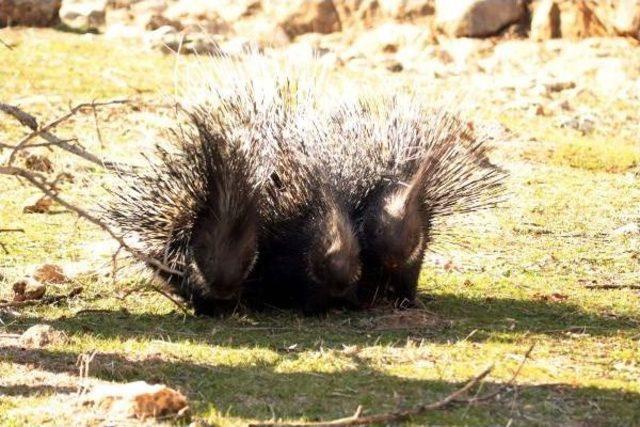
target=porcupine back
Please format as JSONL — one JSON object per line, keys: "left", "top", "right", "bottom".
{"left": 104, "top": 52, "right": 320, "bottom": 315}
{"left": 320, "top": 94, "right": 507, "bottom": 307}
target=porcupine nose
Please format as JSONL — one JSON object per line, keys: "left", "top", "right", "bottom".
{"left": 327, "top": 257, "right": 357, "bottom": 296}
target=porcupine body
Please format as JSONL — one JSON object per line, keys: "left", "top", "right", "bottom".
{"left": 253, "top": 111, "right": 363, "bottom": 316}
{"left": 105, "top": 98, "right": 265, "bottom": 316}
{"left": 324, "top": 96, "right": 507, "bottom": 308}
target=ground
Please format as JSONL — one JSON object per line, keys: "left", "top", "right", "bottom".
{"left": 0, "top": 29, "right": 639, "bottom": 426}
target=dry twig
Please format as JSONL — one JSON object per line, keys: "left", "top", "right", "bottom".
{"left": 0, "top": 100, "right": 128, "bottom": 169}
{"left": 251, "top": 345, "right": 536, "bottom": 427}
{"left": 0, "top": 165, "right": 182, "bottom": 276}
{"left": 0, "top": 286, "right": 83, "bottom": 309}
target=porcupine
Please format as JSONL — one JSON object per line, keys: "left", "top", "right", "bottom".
{"left": 252, "top": 96, "right": 363, "bottom": 316}
{"left": 105, "top": 103, "right": 263, "bottom": 315}
{"left": 323, "top": 95, "right": 507, "bottom": 308}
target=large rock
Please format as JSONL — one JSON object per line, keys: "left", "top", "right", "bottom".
{"left": 435, "top": 0, "right": 525, "bottom": 37}
{"left": 380, "top": 0, "right": 435, "bottom": 18}
{"left": 348, "top": 23, "right": 432, "bottom": 56}
{"left": 164, "top": 0, "right": 232, "bottom": 34}
{"left": 60, "top": 0, "right": 107, "bottom": 32}
{"left": 558, "top": 0, "right": 608, "bottom": 38}
{"left": 613, "top": 0, "right": 640, "bottom": 36}
{"left": 530, "top": 0, "right": 561, "bottom": 40}
{"left": 0, "top": 0, "right": 61, "bottom": 27}
{"left": 279, "top": 0, "right": 341, "bottom": 38}
{"left": 332, "top": 0, "right": 381, "bottom": 28}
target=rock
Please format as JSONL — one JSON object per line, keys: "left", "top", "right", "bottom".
{"left": 279, "top": 0, "right": 341, "bottom": 38}
{"left": 380, "top": 0, "right": 435, "bottom": 18}
{"left": 349, "top": 23, "right": 432, "bottom": 56}
{"left": 164, "top": 0, "right": 231, "bottom": 34}
{"left": 383, "top": 59, "right": 403, "bottom": 72}
{"left": 435, "top": 0, "right": 525, "bottom": 37}
{"left": 59, "top": 0, "right": 107, "bottom": 32}
{"left": 613, "top": 0, "right": 640, "bottom": 37}
{"left": 152, "top": 30, "right": 225, "bottom": 55}
{"left": 34, "top": 264, "right": 68, "bottom": 284}
{"left": 19, "top": 324, "right": 67, "bottom": 348}
{"left": 612, "top": 223, "right": 640, "bottom": 236}
{"left": 24, "top": 154, "right": 54, "bottom": 173}
{"left": 0, "top": 0, "right": 61, "bottom": 27}
{"left": 558, "top": 1, "right": 608, "bottom": 39}
{"left": 333, "top": 0, "right": 381, "bottom": 28}
{"left": 12, "top": 278, "right": 46, "bottom": 302}
{"left": 544, "top": 79, "right": 576, "bottom": 93}
{"left": 530, "top": 0, "right": 560, "bottom": 40}
{"left": 83, "top": 381, "right": 189, "bottom": 420}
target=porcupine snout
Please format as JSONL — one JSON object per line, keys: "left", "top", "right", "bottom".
{"left": 309, "top": 205, "right": 362, "bottom": 298}
{"left": 189, "top": 209, "right": 259, "bottom": 301}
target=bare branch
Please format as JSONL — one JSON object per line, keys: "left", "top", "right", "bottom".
{"left": 0, "top": 100, "right": 129, "bottom": 169}
{"left": 250, "top": 365, "right": 494, "bottom": 427}
{"left": 251, "top": 344, "right": 536, "bottom": 427}
{"left": 0, "top": 38, "right": 13, "bottom": 50}
{"left": 0, "top": 286, "right": 83, "bottom": 309}
{"left": 0, "top": 165, "right": 183, "bottom": 277}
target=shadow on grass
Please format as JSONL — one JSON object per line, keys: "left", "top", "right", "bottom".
{"left": 4, "top": 292, "right": 638, "bottom": 348}
{"left": 1, "top": 345, "right": 638, "bottom": 425}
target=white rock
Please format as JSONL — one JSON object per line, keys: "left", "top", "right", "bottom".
{"left": 613, "top": 0, "right": 640, "bottom": 36}
{"left": 59, "top": 0, "right": 107, "bottom": 32}
{"left": 612, "top": 223, "right": 640, "bottom": 236}
{"left": 530, "top": 0, "right": 561, "bottom": 41}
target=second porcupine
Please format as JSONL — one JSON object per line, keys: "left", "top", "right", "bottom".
{"left": 253, "top": 109, "right": 363, "bottom": 315}
{"left": 324, "top": 96, "right": 507, "bottom": 307}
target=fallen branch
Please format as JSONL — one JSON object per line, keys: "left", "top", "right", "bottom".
{"left": 585, "top": 284, "right": 640, "bottom": 290}
{"left": 250, "top": 365, "right": 494, "bottom": 427}
{"left": 0, "top": 286, "right": 83, "bottom": 309}
{"left": 0, "top": 165, "right": 183, "bottom": 277}
{"left": 0, "top": 38, "right": 13, "bottom": 50}
{"left": 251, "top": 344, "right": 536, "bottom": 427}
{"left": 453, "top": 343, "right": 535, "bottom": 405}
{"left": 0, "top": 100, "right": 129, "bottom": 170}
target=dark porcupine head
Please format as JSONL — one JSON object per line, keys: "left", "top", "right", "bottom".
{"left": 255, "top": 119, "right": 362, "bottom": 316}
{"left": 329, "top": 97, "right": 507, "bottom": 308}
{"left": 105, "top": 106, "right": 262, "bottom": 316}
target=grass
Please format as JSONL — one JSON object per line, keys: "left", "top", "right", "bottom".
{"left": 1, "top": 29, "right": 639, "bottom": 425}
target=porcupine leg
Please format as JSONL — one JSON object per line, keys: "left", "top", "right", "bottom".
{"left": 301, "top": 285, "right": 331, "bottom": 316}
{"left": 388, "top": 262, "right": 421, "bottom": 308}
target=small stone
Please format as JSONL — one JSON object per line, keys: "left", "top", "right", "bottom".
{"left": 612, "top": 223, "right": 640, "bottom": 236}
{"left": 59, "top": 0, "right": 107, "bottom": 32}
{"left": 19, "top": 324, "right": 67, "bottom": 348}
{"left": 33, "top": 264, "right": 68, "bottom": 284}
{"left": 12, "top": 278, "right": 46, "bottom": 302}
{"left": 384, "top": 59, "right": 404, "bottom": 72}
{"left": 83, "top": 381, "right": 189, "bottom": 420}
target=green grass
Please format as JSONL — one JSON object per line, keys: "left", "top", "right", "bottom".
{"left": 1, "top": 29, "right": 640, "bottom": 425}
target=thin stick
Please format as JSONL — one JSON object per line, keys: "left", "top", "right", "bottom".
{"left": 585, "top": 284, "right": 640, "bottom": 290}
{"left": 0, "top": 38, "right": 13, "bottom": 50}
{"left": 0, "top": 100, "right": 128, "bottom": 169}
{"left": 249, "top": 365, "right": 494, "bottom": 427}
{"left": 0, "top": 165, "right": 183, "bottom": 277}
{"left": 0, "top": 286, "right": 83, "bottom": 309}
{"left": 149, "top": 285, "right": 191, "bottom": 316}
